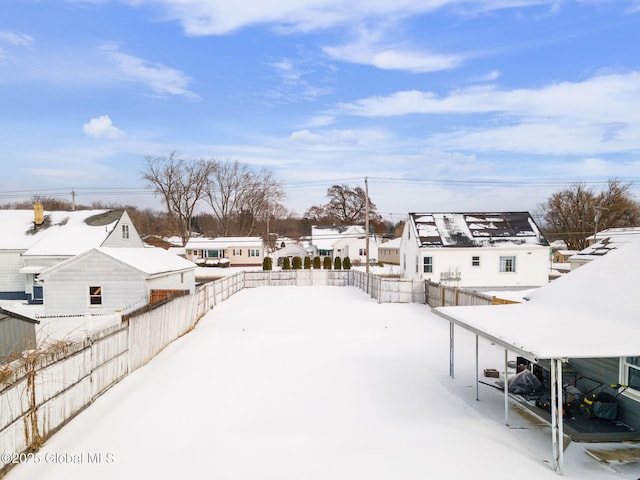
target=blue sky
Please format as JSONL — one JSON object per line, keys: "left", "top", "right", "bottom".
{"left": 1, "top": 0, "right": 640, "bottom": 222}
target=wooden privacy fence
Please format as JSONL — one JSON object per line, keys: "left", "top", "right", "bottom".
{"left": 352, "top": 271, "right": 423, "bottom": 303}
{"left": 0, "top": 272, "right": 246, "bottom": 476}
{"left": 424, "top": 280, "right": 521, "bottom": 307}
{"left": 243, "top": 269, "right": 353, "bottom": 287}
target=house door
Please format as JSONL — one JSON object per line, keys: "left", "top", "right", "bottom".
{"left": 32, "top": 285, "right": 43, "bottom": 304}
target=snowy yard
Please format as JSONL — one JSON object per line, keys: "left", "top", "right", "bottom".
{"left": 5, "top": 286, "right": 635, "bottom": 479}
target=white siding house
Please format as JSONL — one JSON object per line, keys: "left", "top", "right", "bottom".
{"left": 311, "top": 225, "right": 379, "bottom": 264}
{"left": 39, "top": 247, "right": 196, "bottom": 316}
{"left": 331, "top": 226, "right": 379, "bottom": 265}
{"left": 400, "top": 212, "right": 550, "bottom": 289}
{"left": 0, "top": 207, "right": 143, "bottom": 302}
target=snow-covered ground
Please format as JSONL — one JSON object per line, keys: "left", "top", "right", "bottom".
{"left": 5, "top": 286, "right": 635, "bottom": 479}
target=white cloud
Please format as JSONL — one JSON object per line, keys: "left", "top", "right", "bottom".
{"left": 135, "top": 0, "right": 567, "bottom": 35}
{"left": 83, "top": 115, "right": 125, "bottom": 140}
{"left": 99, "top": 43, "right": 198, "bottom": 99}
{"left": 323, "top": 43, "right": 463, "bottom": 73}
{"left": 339, "top": 71, "right": 640, "bottom": 121}
{"left": 288, "top": 128, "right": 359, "bottom": 146}
{"left": 0, "top": 31, "right": 34, "bottom": 47}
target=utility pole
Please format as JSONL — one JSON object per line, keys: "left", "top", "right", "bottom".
{"left": 365, "top": 177, "right": 370, "bottom": 274}
{"left": 71, "top": 189, "right": 76, "bottom": 211}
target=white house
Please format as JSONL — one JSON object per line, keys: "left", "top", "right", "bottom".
{"left": 400, "top": 212, "right": 550, "bottom": 289}
{"left": 331, "top": 225, "right": 379, "bottom": 265}
{"left": 38, "top": 247, "right": 196, "bottom": 316}
{"left": 185, "top": 237, "right": 264, "bottom": 267}
{"left": 271, "top": 243, "right": 310, "bottom": 267}
{"left": 0, "top": 207, "right": 143, "bottom": 303}
{"left": 310, "top": 225, "right": 379, "bottom": 264}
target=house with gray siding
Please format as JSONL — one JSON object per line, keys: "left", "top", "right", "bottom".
{"left": 0, "top": 308, "right": 39, "bottom": 363}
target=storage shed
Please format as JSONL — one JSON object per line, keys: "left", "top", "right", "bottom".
{"left": 0, "top": 308, "right": 39, "bottom": 363}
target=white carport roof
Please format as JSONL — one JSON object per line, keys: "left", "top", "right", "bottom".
{"left": 435, "top": 233, "right": 640, "bottom": 361}
{"left": 434, "top": 234, "right": 640, "bottom": 474}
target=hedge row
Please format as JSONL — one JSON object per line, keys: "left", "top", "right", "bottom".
{"left": 262, "top": 256, "right": 352, "bottom": 271}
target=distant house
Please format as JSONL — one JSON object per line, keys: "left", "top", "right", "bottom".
{"left": 310, "top": 226, "right": 343, "bottom": 258}
{"left": 331, "top": 225, "right": 379, "bottom": 265}
{"left": 0, "top": 206, "right": 143, "bottom": 303}
{"left": 399, "top": 212, "right": 550, "bottom": 289}
{"left": 271, "top": 243, "right": 310, "bottom": 267}
{"left": 38, "top": 247, "right": 196, "bottom": 316}
{"left": 310, "top": 225, "right": 379, "bottom": 264}
{"left": 0, "top": 308, "right": 39, "bottom": 363}
{"left": 378, "top": 237, "right": 401, "bottom": 265}
{"left": 184, "top": 237, "right": 264, "bottom": 267}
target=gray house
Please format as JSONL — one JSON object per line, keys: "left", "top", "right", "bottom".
{"left": 0, "top": 308, "right": 39, "bottom": 363}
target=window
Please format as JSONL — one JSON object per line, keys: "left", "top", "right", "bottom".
{"left": 89, "top": 286, "right": 102, "bottom": 305}
{"left": 249, "top": 249, "right": 261, "bottom": 257}
{"left": 359, "top": 248, "right": 367, "bottom": 256}
{"left": 206, "top": 250, "right": 222, "bottom": 258}
{"left": 233, "top": 249, "right": 242, "bottom": 256}
{"left": 423, "top": 256, "right": 433, "bottom": 273}
{"left": 499, "top": 256, "right": 516, "bottom": 273}
{"left": 472, "top": 256, "right": 480, "bottom": 267}
{"left": 623, "top": 357, "right": 640, "bottom": 398}
{"left": 122, "top": 224, "right": 129, "bottom": 239}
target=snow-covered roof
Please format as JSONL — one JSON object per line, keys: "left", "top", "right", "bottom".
{"left": 410, "top": 212, "right": 548, "bottom": 248}
{"left": 0, "top": 209, "right": 121, "bottom": 254}
{"left": 380, "top": 237, "right": 401, "bottom": 249}
{"left": 271, "top": 243, "right": 308, "bottom": 258}
{"left": 435, "top": 234, "right": 640, "bottom": 360}
{"left": 185, "top": 237, "right": 263, "bottom": 249}
{"left": 40, "top": 247, "right": 197, "bottom": 278}
{"left": 311, "top": 225, "right": 365, "bottom": 250}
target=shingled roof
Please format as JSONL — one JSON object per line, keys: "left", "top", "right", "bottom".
{"left": 410, "top": 212, "right": 549, "bottom": 248}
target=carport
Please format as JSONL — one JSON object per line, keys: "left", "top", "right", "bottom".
{"left": 433, "top": 236, "right": 640, "bottom": 474}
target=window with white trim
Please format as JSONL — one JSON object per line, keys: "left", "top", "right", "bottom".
{"left": 233, "top": 248, "right": 242, "bottom": 256}
{"left": 423, "top": 256, "right": 433, "bottom": 273}
{"left": 499, "top": 256, "right": 516, "bottom": 273}
{"left": 249, "top": 249, "right": 261, "bottom": 257}
{"left": 122, "top": 224, "right": 129, "bottom": 239}
{"left": 471, "top": 256, "right": 480, "bottom": 267}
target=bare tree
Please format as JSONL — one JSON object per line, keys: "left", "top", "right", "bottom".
{"left": 205, "top": 160, "right": 254, "bottom": 236}
{"left": 142, "top": 152, "right": 211, "bottom": 245}
{"left": 537, "top": 180, "right": 640, "bottom": 250}
{"left": 304, "top": 184, "right": 382, "bottom": 225}
{"left": 237, "top": 167, "right": 286, "bottom": 236}
{"left": 205, "top": 160, "right": 285, "bottom": 236}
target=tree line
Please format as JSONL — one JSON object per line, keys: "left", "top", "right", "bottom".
{"left": 2, "top": 151, "right": 639, "bottom": 250}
